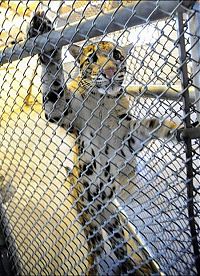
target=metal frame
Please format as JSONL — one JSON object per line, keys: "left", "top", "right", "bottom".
{"left": 189, "top": 2, "right": 200, "bottom": 121}
{"left": 177, "top": 9, "right": 200, "bottom": 274}
{"left": 0, "top": 1, "right": 195, "bottom": 65}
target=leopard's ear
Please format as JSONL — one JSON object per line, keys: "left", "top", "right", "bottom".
{"left": 122, "top": 43, "right": 132, "bottom": 55}
{"left": 69, "top": 44, "right": 81, "bottom": 61}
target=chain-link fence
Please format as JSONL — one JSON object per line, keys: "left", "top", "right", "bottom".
{"left": 0, "top": 0, "right": 199, "bottom": 275}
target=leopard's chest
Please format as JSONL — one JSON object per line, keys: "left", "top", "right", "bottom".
{"left": 79, "top": 93, "right": 125, "bottom": 132}
{"left": 79, "top": 114, "right": 133, "bottom": 176}
{"left": 77, "top": 92, "right": 135, "bottom": 179}
{"left": 78, "top": 124, "right": 136, "bottom": 205}
{"left": 77, "top": 94, "right": 136, "bottom": 203}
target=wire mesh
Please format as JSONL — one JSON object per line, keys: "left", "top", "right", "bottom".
{"left": 0, "top": 1, "right": 199, "bottom": 275}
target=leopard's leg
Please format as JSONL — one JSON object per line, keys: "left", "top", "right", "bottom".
{"left": 27, "top": 12, "right": 76, "bottom": 129}
{"left": 77, "top": 175, "right": 137, "bottom": 274}
{"left": 76, "top": 197, "right": 105, "bottom": 276}
{"left": 131, "top": 117, "right": 177, "bottom": 142}
{"left": 102, "top": 201, "right": 136, "bottom": 275}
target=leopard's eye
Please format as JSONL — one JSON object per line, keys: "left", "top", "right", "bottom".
{"left": 88, "top": 52, "right": 98, "bottom": 63}
{"left": 113, "top": 49, "right": 123, "bottom": 61}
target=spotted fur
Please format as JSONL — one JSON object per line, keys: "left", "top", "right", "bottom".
{"left": 28, "top": 12, "right": 177, "bottom": 275}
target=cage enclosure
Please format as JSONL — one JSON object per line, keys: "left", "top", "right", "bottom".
{"left": 0, "top": 1, "right": 199, "bottom": 275}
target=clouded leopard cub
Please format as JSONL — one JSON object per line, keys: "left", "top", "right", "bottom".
{"left": 28, "top": 12, "right": 177, "bottom": 275}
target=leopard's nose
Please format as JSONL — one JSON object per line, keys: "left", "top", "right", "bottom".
{"left": 103, "top": 67, "right": 117, "bottom": 79}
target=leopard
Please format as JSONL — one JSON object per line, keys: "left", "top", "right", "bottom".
{"left": 27, "top": 12, "right": 177, "bottom": 275}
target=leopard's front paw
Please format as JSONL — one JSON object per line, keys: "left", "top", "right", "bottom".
{"left": 143, "top": 118, "right": 178, "bottom": 139}
{"left": 27, "top": 11, "right": 53, "bottom": 39}
{"left": 158, "top": 119, "right": 177, "bottom": 138}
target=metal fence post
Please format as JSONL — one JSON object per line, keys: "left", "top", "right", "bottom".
{"left": 189, "top": 2, "right": 200, "bottom": 121}
{"left": 177, "top": 9, "right": 200, "bottom": 275}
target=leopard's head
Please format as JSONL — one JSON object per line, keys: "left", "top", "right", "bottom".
{"left": 69, "top": 41, "right": 131, "bottom": 96}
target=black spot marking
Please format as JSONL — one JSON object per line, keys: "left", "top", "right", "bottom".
{"left": 81, "top": 196, "right": 85, "bottom": 202}
{"left": 114, "top": 219, "right": 119, "bottom": 227}
{"left": 121, "top": 149, "right": 125, "bottom": 157}
{"left": 83, "top": 181, "right": 89, "bottom": 187}
{"left": 95, "top": 249, "right": 102, "bottom": 256}
{"left": 118, "top": 113, "right": 126, "bottom": 119}
{"left": 90, "top": 132, "right": 94, "bottom": 137}
{"left": 100, "top": 182, "right": 104, "bottom": 190}
{"left": 93, "top": 160, "right": 97, "bottom": 169}
{"left": 91, "top": 149, "right": 95, "bottom": 157}
{"left": 94, "top": 187, "right": 99, "bottom": 196}
{"left": 93, "top": 54, "right": 98, "bottom": 63}
{"left": 114, "top": 232, "right": 122, "bottom": 239}
{"left": 89, "top": 231, "right": 93, "bottom": 236}
{"left": 108, "top": 226, "right": 113, "bottom": 233}
{"left": 48, "top": 117, "right": 60, "bottom": 123}
{"left": 106, "top": 164, "right": 110, "bottom": 173}
{"left": 53, "top": 80, "right": 60, "bottom": 86}
{"left": 45, "top": 113, "right": 48, "bottom": 120}
{"left": 108, "top": 190, "right": 113, "bottom": 199}
{"left": 131, "top": 137, "right": 135, "bottom": 144}
{"left": 132, "top": 121, "right": 137, "bottom": 128}
{"left": 79, "top": 141, "right": 84, "bottom": 154}
{"left": 64, "top": 109, "right": 69, "bottom": 116}
{"left": 97, "top": 204, "right": 101, "bottom": 211}
{"left": 128, "top": 137, "right": 135, "bottom": 152}
{"left": 87, "top": 191, "right": 93, "bottom": 202}
{"left": 101, "top": 191, "right": 106, "bottom": 201}
{"left": 118, "top": 114, "right": 131, "bottom": 121}
{"left": 126, "top": 116, "right": 132, "bottom": 121}
{"left": 167, "top": 130, "right": 171, "bottom": 137}
{"left": 104, "top": 164, "right": 110, "bottom": 177}
{"left": 83, "top": 163, "right": 94, "bottom": 176}
{"left": 105, "top": 145, "right": 109, "bottom": 155}
{"left": 149, "top": 118, "right": 158, "bottom": 128}
{"left": 47, "top": 88, "right": 64, "bottom": 103}
{"left": 90, "top": 207, "right": 95, "bottom": 215}
{"left": 68, "top": 127, "right": 76, "bottom": 133}
{"left": 47, "top": 91, "right": 58, "bottom": 103}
